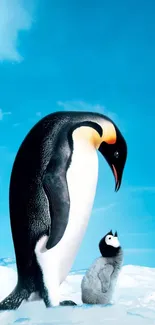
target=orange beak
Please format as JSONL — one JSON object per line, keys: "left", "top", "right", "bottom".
{"left": 112, "top": 164, "right": 120, "bottom": 192}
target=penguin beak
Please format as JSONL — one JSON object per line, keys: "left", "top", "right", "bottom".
{"left": 111, "top": 164, "right": 121, "bottom": 192}
{"left": 98, "top": 142, "right": 123, "bottom": 192}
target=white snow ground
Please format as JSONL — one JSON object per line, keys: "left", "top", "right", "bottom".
{"left": 0, "top": 262, "right": 155, "bottom": 325}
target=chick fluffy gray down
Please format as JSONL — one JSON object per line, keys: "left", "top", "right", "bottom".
{"left": 81, "top": 249, "right": 123, "bottom": 304}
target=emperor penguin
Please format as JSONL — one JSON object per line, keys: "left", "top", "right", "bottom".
{"left": 0, "top": 111, "right": 127, "bottom": 310}
{"left": 81, "top": 230, "right": 123, "bottom": 305}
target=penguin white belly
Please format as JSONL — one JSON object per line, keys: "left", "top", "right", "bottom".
{"left": 35, "top": 139, "right": 98, "bottom": 305}
{"left": 59, "top": 139, "right": 98, "bottom": 281}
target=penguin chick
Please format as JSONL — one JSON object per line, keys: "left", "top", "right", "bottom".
{"left": 81, "top": 230, "right": 123, "bottom": 305}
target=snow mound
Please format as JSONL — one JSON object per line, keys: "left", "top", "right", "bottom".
{"left": 0, "top": 266, "right": 17, "bottom": 302}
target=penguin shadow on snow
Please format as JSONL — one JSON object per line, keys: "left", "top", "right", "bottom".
{"left": 60, "top": 230, "right": 123, "bottom": 307}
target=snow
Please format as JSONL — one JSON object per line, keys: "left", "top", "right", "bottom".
{"left": 0, "top": 263, "right": 155, "bottom": 324}
{"left": 0, "top": 266, "right": 17, "bottom": 302}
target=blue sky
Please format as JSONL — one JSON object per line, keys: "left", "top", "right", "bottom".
{"left": 0, "top": 0, "right": 155, "bottom": 270}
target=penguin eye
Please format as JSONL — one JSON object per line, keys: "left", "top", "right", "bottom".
{"left": 114, "top": 151, "right": 119, "bottom": 158}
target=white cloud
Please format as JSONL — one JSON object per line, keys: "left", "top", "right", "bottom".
{"left": 124, "top": 248, "right": 155, "bottom": 254}
{"left": 0, "top": 146, "right": 15, "bottom": 162}
{"left": 92, "top": 203, "right": 116, "bottom": 214}
{"left": 57, "top": 100, "right": 105, "bottom": 113}
{"left": 36, "top": 112, "right": 42, "bottom": 117}
{"left": 0, "top": 109, "right": 12, "bottom": 120}
{"left": 12, "top": 123, "right": 20, "bottom": 127}
{"left": 129, "top": 186, "right": 155, "bottom": 193}
{"left": 121, "top": 231, "right": 155, "bottom": 237}
{"left": 0, "top": 0, "right": 34, "bottom": 62}
{"left": 0, "top": 146, "right": 7, "bottom": 149}
{"left": 57, "top": 100, "right": 119, "bottom": 124}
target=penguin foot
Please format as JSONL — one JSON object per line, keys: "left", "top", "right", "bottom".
{"left": 60, "top": 300, "right": 77, "bottom": 306}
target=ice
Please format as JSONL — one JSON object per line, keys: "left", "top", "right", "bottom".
{"left": 0, "top": 262, "right": 155, "bottom": 324}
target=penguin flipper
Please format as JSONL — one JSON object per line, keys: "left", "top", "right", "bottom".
{"left": 0, "top": 284, "right": 29, "bottom": 310}
{"left": 98, "top": 265, "right": 114, "bottom": 293}
{"left": 43, "top": 143, "right": 71, "bottom": 250}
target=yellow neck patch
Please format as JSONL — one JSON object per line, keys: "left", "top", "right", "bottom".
{"left": 100, "top": 120, "right": 117, "bottom": 145}
{"left": 72, "top": 120, "right": 117, "bottom": 148}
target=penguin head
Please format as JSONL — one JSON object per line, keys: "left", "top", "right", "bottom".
{"left": 99, "top": 230, "right": 121, "bottom": 258}
{"left": 98, "top": 121, "right": 127, "bottom": 192}
{"left": 69, "top": 112, "right": 127, "bottom": 192}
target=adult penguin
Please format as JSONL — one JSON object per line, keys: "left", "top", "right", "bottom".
{"left": 0, "top": 111, "right": 127, "bottom": 310}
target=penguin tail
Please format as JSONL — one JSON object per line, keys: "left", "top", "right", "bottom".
{"left": 0, "top": 283, "right": 29, "bottom": 311}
